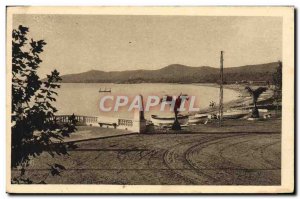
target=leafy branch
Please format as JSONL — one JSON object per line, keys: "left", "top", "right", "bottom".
{"left": 11, "top": 25, "right": 77, "bottom": 183}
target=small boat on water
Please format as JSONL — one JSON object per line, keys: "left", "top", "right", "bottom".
{"left": 151, "top": 114, "right": 188, "bottom": 126}
{"left": 99, "top": 88, "right": 111, "bottom": 93}
{"left": 218, "top": 110, "right": 249, "bottom": 119}
{"left": 188, "top": 114, "right": 208, "bottom": 124}
{"left": 248, "top": 108, "right": 269, "bottom": 113}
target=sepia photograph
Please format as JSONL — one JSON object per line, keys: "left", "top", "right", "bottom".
{"left": 6, "top": 6, "right": 294, "bottom": 194}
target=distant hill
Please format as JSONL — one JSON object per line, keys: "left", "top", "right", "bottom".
{"left": 59, "top": 62, "right": 278, "bottom": 84}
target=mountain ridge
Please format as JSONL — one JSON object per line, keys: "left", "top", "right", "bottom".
{"left": 59, "top": 62, "right": 278, "bottom": 84}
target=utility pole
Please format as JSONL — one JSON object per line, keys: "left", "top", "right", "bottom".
{"left": 219, "top": 51, "right": 224, "bottom": 127}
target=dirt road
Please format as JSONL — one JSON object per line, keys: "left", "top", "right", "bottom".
{"left": 12, "top": 132, "right": 281, "bottom": 185}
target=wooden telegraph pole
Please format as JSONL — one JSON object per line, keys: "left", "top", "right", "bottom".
{"left": 219, "top": 51, "right": 224, "bottom": 127}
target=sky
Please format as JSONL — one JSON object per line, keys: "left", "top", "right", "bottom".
{"left": 13, "top": 15, "right": 282, "bottom": 77}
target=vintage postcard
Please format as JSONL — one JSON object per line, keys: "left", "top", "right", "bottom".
{"left": 6, "top": 6, "right": 294, "bottom": 194}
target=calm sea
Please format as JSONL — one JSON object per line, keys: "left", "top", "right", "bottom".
{"left": 54, "top": 83, "right": 239, "bottom": 119}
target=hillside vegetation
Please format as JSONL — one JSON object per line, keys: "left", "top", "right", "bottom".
{"left": 60, "top": 62, "right": 278, "bottom": 83}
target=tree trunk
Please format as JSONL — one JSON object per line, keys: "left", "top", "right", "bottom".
{"left": 172, "top": 112, "right": 181, "bottom": 130}
{"left": 252, "top": 100, "right": 259, "bottom": 118}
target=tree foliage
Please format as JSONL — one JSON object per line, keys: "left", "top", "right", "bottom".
{"left": 11, "top": 25, "right": 77, "bottom": 183}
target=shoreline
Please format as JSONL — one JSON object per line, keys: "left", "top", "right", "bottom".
{"left": 57, "top": 82, "right": 274, "bottom": 117}
{"left": 191, "top": 83, "right": 244, "bottom": 114}
{"left": 192, "top": 83, "right": 275, "bottom": 115}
